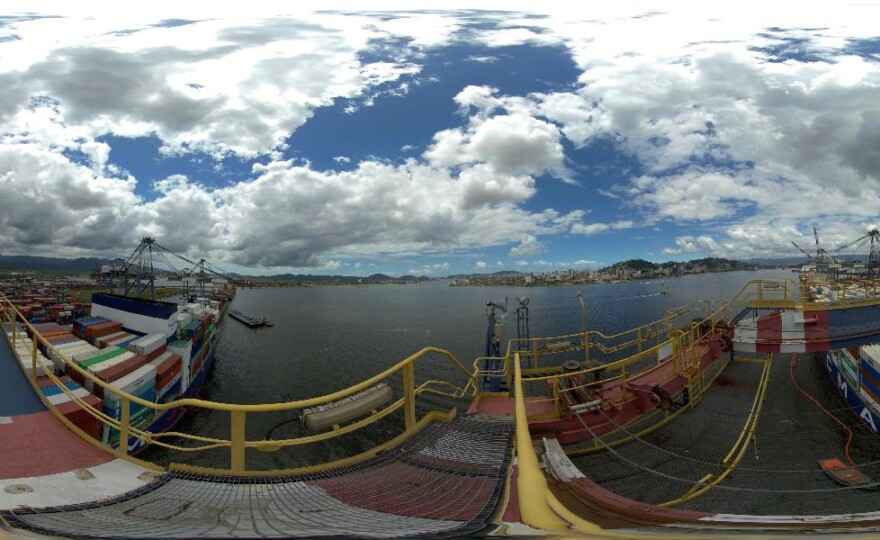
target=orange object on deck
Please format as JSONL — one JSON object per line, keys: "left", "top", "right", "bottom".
{"left": 819, "top": 458, "right": 872, "bottom": 487}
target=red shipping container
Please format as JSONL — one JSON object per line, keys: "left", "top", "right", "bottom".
{"left": 91, "top": 355, "right": 152, "bottom": 398}
{"left": 143, "top": 345, "right": 167, "bottom": 363}
{"left": 56, "top": 395, "right": 102, "bottom": 440}
{"left": 155, "top": 354, "right": 182, "bottom": 389}
{"left": 46, "top": 333, "right": 77, "bottom": 343}
{"left": 36, "top": 376, "right": 102, "bottom": 440}
{"left": 97, "top": 331, "right": 128, "bottom": 348}
{"left": 86, "top": 321, "right": 123, "bottom": 342}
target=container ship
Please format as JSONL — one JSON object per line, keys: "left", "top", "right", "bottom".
{"left": 825, "top": 344, "right": 880, "bottom": 435}
{"left": 4, "top": 288, "right": 229, "bottom": 454}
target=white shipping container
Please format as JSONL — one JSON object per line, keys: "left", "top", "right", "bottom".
{"left": 127, "top": 333, "right": 165, "bottom": 356}
{"left": 88, "top": 351, "right": 136, "bottom": 376}
{"left": 168, "top": 340, "right": 193, "bottom": 391}
{"left": 72, "top": 346, "right": 110, "bottom": 363}
{"left": 55, "top": 340, "right": 90, "bottom": 350}
{"left": 83, "top": 351, "right": 136, "bottom": 391}
{"left": 111, "top": 363, "right": 157, "bottom": 397}
{"left": 862, "top": 344, "right": 880, "bottom": 370}
{"left": 18, "top": 354, "right": 53, "bottom": 377}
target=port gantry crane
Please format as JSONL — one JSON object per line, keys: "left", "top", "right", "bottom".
{"left": 833, "top": 227, "right": 880, "bottom": 278}
{"left": 102, "top": 237, "right": 235, "bottom": 301}
{"left": 792, "top": 227, "right": 840, "bottom": 277}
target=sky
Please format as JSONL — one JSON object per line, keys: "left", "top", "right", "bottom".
{"left": 1, "top": 2, "right": 880, "bottom": 277}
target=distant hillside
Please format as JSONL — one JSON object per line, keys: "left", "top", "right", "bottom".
{"left": 601, "top": 257, "right": 760, "bottom": 273}
{"left": 0, "top": 255, "right": 108, "bottom": 273}
{"left": 448, "top": 270, "right": 524, "bottom": 279}
{"left": 259, "top": 272, "right": 429, "bottom": 283}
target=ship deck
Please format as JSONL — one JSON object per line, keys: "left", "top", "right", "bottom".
{"left": 3, "top": 415, "right": 514, "bottom": 539}
{"left": 9, "top": 278, "right": 880, "bottom": 538}
{"left": 563, "top": 352, "right": 880, "bottom": 518}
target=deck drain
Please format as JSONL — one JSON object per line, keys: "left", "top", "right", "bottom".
{"left": 73, "top": 469, "right": 96, "bottom": 480}
{"left": 4, "top": 484, "right": 33, "bottom": 494}
{"left": 138, "top": 471, "right": 161, "bottom": 482}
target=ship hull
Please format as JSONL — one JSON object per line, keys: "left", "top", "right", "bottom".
{"left": 824, "top": 350, "right": 880, "bottom": 435}
{"left": 127, "top": 333, "right": 219, "bottom": 454}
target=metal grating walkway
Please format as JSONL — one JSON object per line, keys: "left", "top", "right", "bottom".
{"left": 2, "top": 415, "right": 514, "bottom": 539}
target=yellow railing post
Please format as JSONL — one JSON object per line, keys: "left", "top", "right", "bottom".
{"left": 119, "top": 397, "right": 130, "bottom": 455}
{"left": 532, "top": 341, "right": 538, "bottom": 369}
{"left": 637, "top": 326, "right": 642, "bottom": 354}
{"left": 31, "top": 334, "right": 38, "bottom": 379}
{"left": 584, "top": 331, "right": 590, "bottom": 365}
{"left": 403, "top": 362, "right": 416, "bottom": 430}
{"left": 230, "top": 410, "right": 246, "bottom": 472}
{"left": 512, "top": 353, "right": 569, "bottom": 530}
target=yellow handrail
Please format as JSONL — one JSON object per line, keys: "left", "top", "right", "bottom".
{"left": 0, "top": 291, "right": 477, "bottom": 475}
{"left": 659, "top": 356, "right": 771, "bottom": 506}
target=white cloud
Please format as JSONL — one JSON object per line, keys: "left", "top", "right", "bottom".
{"left": 424, "top": 86, "right": 566, "bottom": 178}
{"left": 0, "top": 13, "right": 424, "bottom": 159}
{"left": 475, "top": 260, "right": 488, "bottom": 268}
{"left": 407, "top": 262, "right": 451, "bottom": 276}
{"left": 662, "top": 235, "right": 723, "bottom": 256}
{"left": 465, "top": 55, "right": 498, "bottom": 64}
{"left": 571, "top": 220, "right": 636, "bottom": 235}
{"left": 476, "top": 27, "right": 561, "bottom": 48}
{"left": 333, "top": 156, "right": 351, "bottom": 164}
{"left": 3, "top": 5, "right": 880, "bottom": 269}
{"left": 509, "top": 234, "right": 544, "bottom": 258}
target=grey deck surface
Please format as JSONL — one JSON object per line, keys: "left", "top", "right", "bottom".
{"left": 0, "top": 324, "right": 45, "bottom": 416}
{"left": 3, "top": 415, "right": 514, "bottom": 539}
{"left": 571, "top": 354, "right": 880, "bottom": 516}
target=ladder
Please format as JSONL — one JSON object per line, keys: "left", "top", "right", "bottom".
{"left": 682, "top": 347, "right": 704, "bottom": 407}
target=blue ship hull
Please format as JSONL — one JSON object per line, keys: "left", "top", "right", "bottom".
{"left": 127, "top": 331, "right": 220, "bottom": 454}
{"left": 824, "top": 351, "right": 880, "bottom": 435}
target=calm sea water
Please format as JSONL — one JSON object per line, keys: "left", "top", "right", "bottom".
{"left": 145, "top": 269, "right": 796, "bottom": 468}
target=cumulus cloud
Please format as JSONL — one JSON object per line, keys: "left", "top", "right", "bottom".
{"left": 570, "top": 220, "right": 636, "bottom": 235}
{"left": 509, "top": 234, "right": 544, "bottom": 257}
{"left": 475, "top": 260, "right": 488, "bottom": 268}
{"left": 407, "top": 262, "right": 451, "bottom": 276}
{"left": 662, "top": 235, "right": 723, "bottom": 255}
{"left": 0, "top": 143, "right": 141, "bottom": 253}
{"left": 4, "top": 6, "right": 880, "bottom": 270}
{"left": 0, "top": 14, "right": 425, "bottom": 158}
{"left": 424, "top": 86, "right": 566, "bottom": 178}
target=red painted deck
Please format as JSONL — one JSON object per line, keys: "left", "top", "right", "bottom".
{"left": 314, "top": 461, "right": 498, "bottom": 521}
{"left": 0, "top": 410, "right": 113, "bottom": 480}
{"left": 468, "top": 394, "right": 553, "bottom": 417}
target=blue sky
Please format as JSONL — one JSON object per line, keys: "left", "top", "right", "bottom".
{"left": 1, "top": 2, "right": 880, "bottom": 276}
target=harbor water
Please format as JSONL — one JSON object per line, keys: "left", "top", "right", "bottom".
{"left": 146, "top": 269, "right": 812, "bottom": 470}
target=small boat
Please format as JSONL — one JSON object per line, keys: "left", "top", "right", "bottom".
{"left": 228, "top": 309, "right": 273, "bottom": 327}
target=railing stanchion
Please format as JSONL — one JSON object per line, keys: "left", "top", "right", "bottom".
{"left": 31, "top": 334, "right": 38, "bottom": 379}
{"left": 403, "top": 362, "right": 416, "bottom": 430}
{"left": 230, "top": 410, "right": 246, "bottom": 472}
{"left": 119, "top": 397, "right": 130, "bottom": 456}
